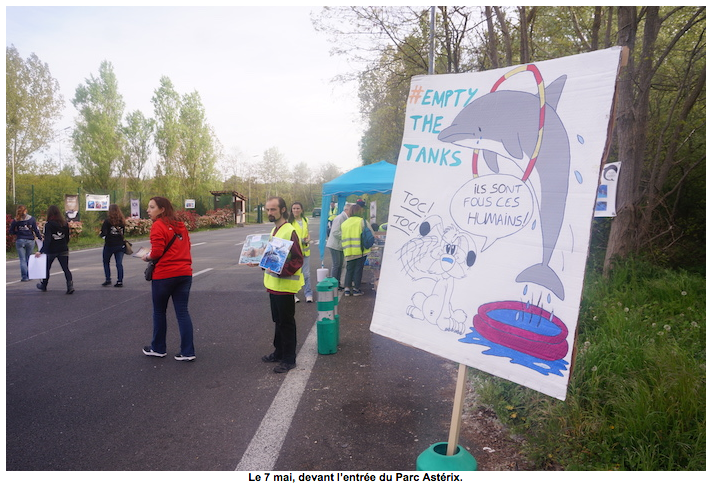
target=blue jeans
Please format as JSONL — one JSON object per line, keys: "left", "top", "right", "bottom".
{"left": 301, "top": 255, "right": 313, "bottom": 298}
{"left": 344, "top": 256, "right": 366, "bottom": 291}
{"left": 151, "top": 275, "right": 195, "bottom": 356}
{"left": 329, "top": 248, "right": 344, "bottom": 288}
{"left": 103, "top": 245, "right": 124, "bottom": 282}
{"left": 16, "top": 238, "right": 35, "bottom": 280}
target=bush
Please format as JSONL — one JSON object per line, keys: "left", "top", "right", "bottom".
{"left": 125, "top": 218, "right": 153, "bottom": 236}
{"left": 6, "top": 214, "right": 16, "bottom": 251}
{"left": 175, "top": 210, "right": 199, "bottom": 231}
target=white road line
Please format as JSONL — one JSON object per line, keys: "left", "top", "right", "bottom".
{"left": 192, "top": 242, "right": 206, "bottom": 247}
{"left": 235, "top": 323, "right": 318, "bottom": 471}
{"left": 193, "top": 268, "right": 213, "bottom": 277}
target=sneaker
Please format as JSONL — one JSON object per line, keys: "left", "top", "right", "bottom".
{"left": 306, "top": 296, "right": 313, "bottom": 303}
{"left": 261, "top": 353, "right": 280, "bottom": 363}
{"left": 102, "top": 280, "right": 111, "bottom": 286}
{"left": 142, "top": 346, "right": 166, "bottom": 357}
{"left": 274, "top": 362, "right": 296, "bottom": 373}
{"left": 351, "top": 289, "right": 364, "bottom": 296}
{"left": 21, "top": 278, "right": 30, "bottom": 282}
{"left": 174, "top": 354, "right": 196, "bottom": 362}
{"left": 114, "top": 281, "right": 123, "bottom": 287}
{"left": 294, "top": 295, "right": 300, "bottom": 303}
{"left": 343, "top": 288, "right": 351, "bottom": 296}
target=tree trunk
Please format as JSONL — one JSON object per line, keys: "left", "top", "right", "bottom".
{"left": 603, "top": 7, "right": 640, "bottom": 274}
{"left": 519, "top": 7, "right": 530, "bottom": 63}
{"left": 485, "top": 7, "right": 499, "bottom": 68}
{"left": 494, "top": 7, "right": 513, "bottom": 66}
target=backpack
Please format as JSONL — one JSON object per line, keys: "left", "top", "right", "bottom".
{"left": 361, "top": 222, "right": 375, "bottom": 249}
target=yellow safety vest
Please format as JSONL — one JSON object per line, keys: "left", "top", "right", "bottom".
{"left": 263, "top": 222, "right": 304, "bottom": 293}
{"left": 341, "top": 216, "right": 369, "bottom": 258}
{"left": 292, "top": 216, "right": 310, "bottom": 257}
{"left": 328, "top": 206, "right": 338, "bottom": 221}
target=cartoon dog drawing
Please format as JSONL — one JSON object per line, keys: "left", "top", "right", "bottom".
{"left": 438, "top": 74, "right": 570, "bottom": 300}
{"left": 398, "top": 215, "right": 476, "bottom": 334}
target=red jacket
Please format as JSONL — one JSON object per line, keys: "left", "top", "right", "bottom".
{"left": 150, "top": 218, "right": 192, "bottom": 280}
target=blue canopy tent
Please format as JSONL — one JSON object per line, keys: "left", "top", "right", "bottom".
{"left": 318, "top": 160, "right": 396, "bottom": 262}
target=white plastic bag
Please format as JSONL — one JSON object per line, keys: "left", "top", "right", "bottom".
{"left": 28, "top": 254, "right": 47, "bottom": 279}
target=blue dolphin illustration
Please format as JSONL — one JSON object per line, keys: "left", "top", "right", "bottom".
{"left": 438, "top": 75, "right": 569, "bottom": 300}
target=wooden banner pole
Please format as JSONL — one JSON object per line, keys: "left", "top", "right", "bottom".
{"left": 447, "top": 363, "right": 468, "bottom": 455}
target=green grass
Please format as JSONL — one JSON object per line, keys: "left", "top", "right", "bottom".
{"left": 471, "top": 259, "right": 706, "bottom": 470}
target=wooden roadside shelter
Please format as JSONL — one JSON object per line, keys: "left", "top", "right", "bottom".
{"left": 210, "top": 190, "right": 247, "bottom": 226}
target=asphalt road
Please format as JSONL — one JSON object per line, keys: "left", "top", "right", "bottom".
{"left": 6, "top": 222, "right": 472, "bottom": 471}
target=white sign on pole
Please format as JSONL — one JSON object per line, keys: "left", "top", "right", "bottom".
{"left": 371, "top": 47, "right": 624, "bottom": 400}
{"left": 86, "top": 194, "right": 109, "bottom": 211}
{"left": 594, "top": 162, "right": 621, "bottom": 217}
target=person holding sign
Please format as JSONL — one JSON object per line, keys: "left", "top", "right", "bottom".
{"left": 249, "top": 197, "right": 304, "bottom": 374}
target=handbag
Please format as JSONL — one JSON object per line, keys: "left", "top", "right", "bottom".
{"left": 123, "top": 240, "right": 133, "bottom": 255}
{"left": 145, "top": 233, "right": 179, "bottom": 281}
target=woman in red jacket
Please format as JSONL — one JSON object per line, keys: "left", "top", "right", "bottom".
{"left": 141, "top": 196, "right": 196, "bottom": 361}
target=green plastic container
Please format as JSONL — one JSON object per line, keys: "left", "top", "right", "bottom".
{"left": 416, "top": 442, "right": 477, "bottom": 471}
{"left": 317, "top": 318, "right": 338, "bottom": 355}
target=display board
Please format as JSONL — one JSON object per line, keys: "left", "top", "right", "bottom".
{"left": 371, "top": 47, "right": 624, "bottom": 400}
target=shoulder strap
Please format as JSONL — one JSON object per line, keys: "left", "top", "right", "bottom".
{"left": 154, "top": 233, "right": 179, "bottom": 263}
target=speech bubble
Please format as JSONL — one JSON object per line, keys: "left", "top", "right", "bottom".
{"left": 449, "top": 174, "right": 534, "bottom": 251}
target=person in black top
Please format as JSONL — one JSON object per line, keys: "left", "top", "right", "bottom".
{"left": 35, "top": 205, "right": 73, "bottom": 294}
{"left": 9, "top": 204, "right": 43, "bottom": 282}
{"left": 100, "top": 204, "right": 127, "bottom": 287}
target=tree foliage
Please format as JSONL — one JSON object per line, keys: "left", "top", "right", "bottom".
{"left": 151, "top": 77, "right": 220, "bottom": 203}
{"left": 6, "top": 45, "right": 64, "bottom": 198}
{"left": 120, "top": 110, "right": 154, "bottom": 193}
{"left": 71, "top": 60, "right": 126, "bottom": 193}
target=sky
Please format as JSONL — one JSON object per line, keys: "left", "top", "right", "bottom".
{"left": 5, "top": 5, "right": 366, "bottom": 175}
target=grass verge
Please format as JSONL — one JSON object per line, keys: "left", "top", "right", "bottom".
{"left": 470, "top": 259, "right": 706, "bottom": 470}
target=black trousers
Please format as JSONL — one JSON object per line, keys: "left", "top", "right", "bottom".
{"left": 269, "top": 293, "right": 297, "bottom": 365}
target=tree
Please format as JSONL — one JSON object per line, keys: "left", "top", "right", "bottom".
{"left": 71, "top": 60, "right": 125, "bottom": 192}
{"left": 315, "top": 7, "right": 481, "bottom": 165}
{"left": 6, "top": 45, "right": 65, "bottom": 201}
{"left": 151, "top": 76, "right": 182, "bottom": 199}
{"left": 258, "top": 147, "right": 288, "bottom": 200}
{"left": 151, "top": 78, "right": 220, "bottom": 204}
{"left": 120, "top": 110, "right": 154, "bottom": 194}
{"left": 605, "top": 6, "right": 706, "bottom": 272}
{"left": 176, "top": 91, "right": 220, "bottom": 198}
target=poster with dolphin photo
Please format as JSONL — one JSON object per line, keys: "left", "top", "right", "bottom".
{"left": 370, "top": 47, "right": 624, "bottom": 400}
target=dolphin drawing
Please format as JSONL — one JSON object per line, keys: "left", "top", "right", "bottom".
{"left": 438, "top": 75, "right": 569, "bottom": 300}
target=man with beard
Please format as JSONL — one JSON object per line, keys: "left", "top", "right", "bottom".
{"left": 249, "top": 197, "right": 304, "bottom": 373}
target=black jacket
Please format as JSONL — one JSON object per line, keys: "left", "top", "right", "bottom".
{"left": 40, "top": 220, "right": 70, "bottom": 254}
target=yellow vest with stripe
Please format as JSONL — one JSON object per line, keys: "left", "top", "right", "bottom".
{"left": 263, "top": 222, "right": 304, "bottom": 293}
{"left": 292, "top": 216, "right": 310, "bottom": 257}
{"left": 328, "top": 206, "right": 338, "bottom": 221}
{"left": 341, "top": 216, "right": 369, "bottom": 258}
